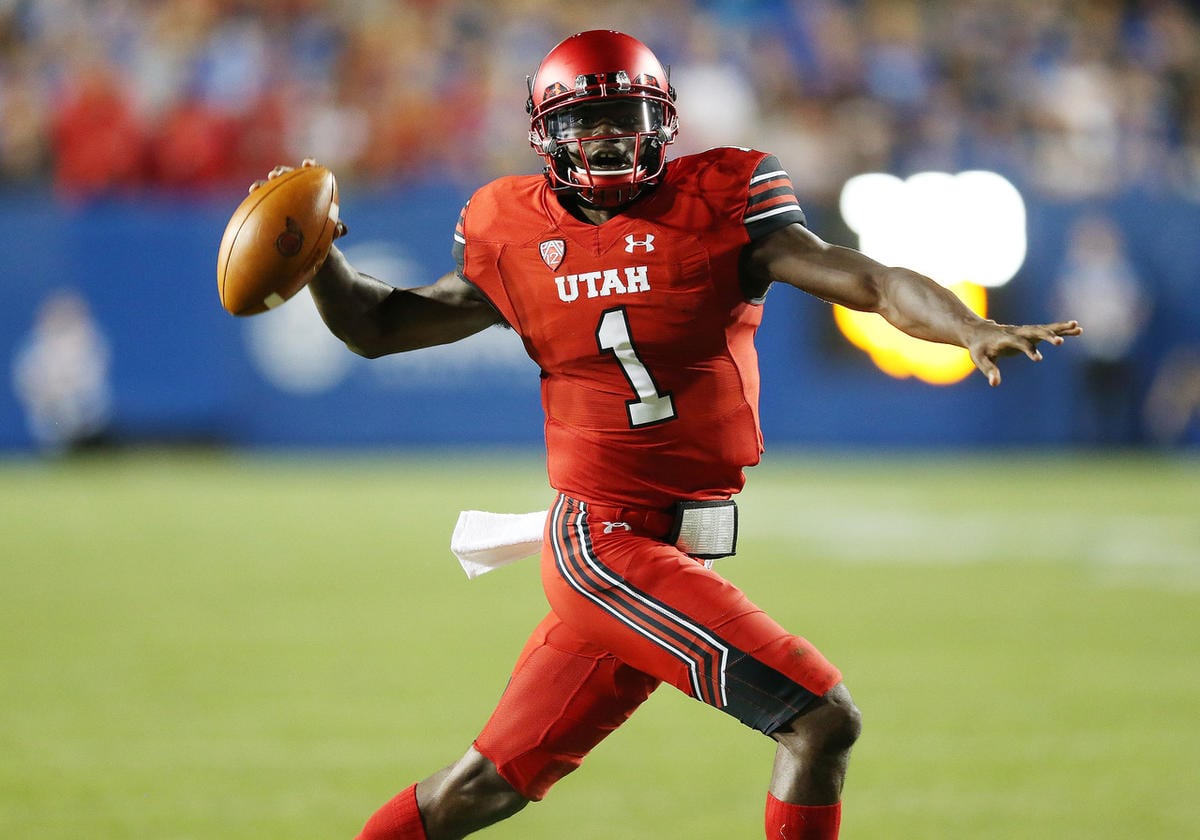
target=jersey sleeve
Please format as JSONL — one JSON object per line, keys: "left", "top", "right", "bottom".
{"left": 452, "top": 200, "right": 468, "bottom": 275}
{"left": 449, "top": 183, "right": 524, "bottom": 330}
{"left": 743, "top": 155, "right": 806, "bottom": 240}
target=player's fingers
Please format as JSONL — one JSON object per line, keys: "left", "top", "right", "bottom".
{"left": 252, "top": 159, "right": 315, "bottom": 194}
{"left": 971, "top": 349, "right": 1002, "bottom": 387}
{"left": 989, "top": 333, "right": 1040, "bottom": 362}
{"left": 251, "top": 164, "right": 293, "bottom": 193}
{"left": 1030, "top": 321, "right": 1082, "bottom": 344}
{"left": 1035, "top": 326, "right": 1066, "bottom": 347}
{"left": 1012, "top": 325, "right": 1063, "bottom": 357}
{"left": 1018, "top": 336, "right": 1044, "bottom": 362}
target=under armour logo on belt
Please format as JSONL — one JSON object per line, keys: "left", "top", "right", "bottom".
{"left": 624, "top": 234, "right": 655, "bottom": 253}
{"left": 602, "top": 521, "right": 632, "bottom": 534}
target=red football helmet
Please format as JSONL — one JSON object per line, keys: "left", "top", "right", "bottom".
{"left": 527, "top": 30, "right": 678, "bottom": 208}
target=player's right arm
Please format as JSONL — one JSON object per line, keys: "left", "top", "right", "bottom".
{"left": 308, "top": 245, "right": 502, "bottom": 358}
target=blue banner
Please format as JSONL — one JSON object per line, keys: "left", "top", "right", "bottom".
{"left": 2, "top": 184, "right": 1197, "bottom": 453}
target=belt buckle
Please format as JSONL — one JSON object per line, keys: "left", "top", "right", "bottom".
{"left": 668, "top": 499, "right": 738, "bottom": 561}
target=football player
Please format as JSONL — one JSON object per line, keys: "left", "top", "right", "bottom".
{"left": 294, "top": 30, "right": 1080, "bottom": 840}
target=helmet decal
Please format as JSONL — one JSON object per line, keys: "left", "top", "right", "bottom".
{"left": 543, "top": 81, "right": 570, "bottom": 101}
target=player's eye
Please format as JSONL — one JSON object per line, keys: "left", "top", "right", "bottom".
{"left": 549, "top": 101, "right": 660, "bottom": 137}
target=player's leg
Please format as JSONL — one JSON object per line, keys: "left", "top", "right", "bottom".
{"left": 544, "top": 494, "right": 857, "bottom": 839}
{"left": 355, "top": 749, "right": 524, "bottom": 840}
{"left": 763, "top": 683, "right": 862, "bottom": 839}
{"left": 417, "top": 746, "right": 529, "bottom": 838}
{"left": 355, "top": 610, "right": 658, "bottom": 840}
{"left": 472, "top": 610, "right": 659, "bottom": 799}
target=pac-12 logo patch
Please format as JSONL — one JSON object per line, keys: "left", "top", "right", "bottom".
{"left": 539, "top": 238, "right": 566, "bottom": 270}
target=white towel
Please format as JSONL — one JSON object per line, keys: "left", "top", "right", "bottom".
{"left": 450, "top": 509, "right": 548, "bottom": 580}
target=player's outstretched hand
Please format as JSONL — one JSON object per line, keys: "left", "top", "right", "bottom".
{"left": 249, "top": 158, "right": 349, "bottom": 239}
{"left": 967, "top": 320, "right": 1082, "bottom": 387}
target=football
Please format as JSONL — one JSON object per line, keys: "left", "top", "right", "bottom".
{"left": 216, "top": 165, "right": 340, "bottom": 316}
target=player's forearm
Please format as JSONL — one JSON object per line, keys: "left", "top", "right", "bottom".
{"left": 874, "top": 267, "right": 986, "bottom": 348}
{"left": 310, "top": 248, "right": 501, "bottom": 357}
{"left": 308, "top": 245, "right": 401, "bottom": 357}
{"left": 785, "top": 241, "right": 987, "bottom": 348}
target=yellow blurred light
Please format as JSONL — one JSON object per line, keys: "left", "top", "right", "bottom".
{"left": 833, "top": 282, "right": 988, "bottom": 385}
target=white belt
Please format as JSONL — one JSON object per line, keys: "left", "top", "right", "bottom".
{"left": 450, "top": 499, "right": 739, "bottom": 579}
{"left": 667, "top": 499, "right": 738, "bottom": 561}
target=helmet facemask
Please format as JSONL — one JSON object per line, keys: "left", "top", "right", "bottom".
{"left": 538, "top": 97, "right": 673, "bottom": 207}
{"left": 528, "top": 40, "right": 679, "bottom": 209}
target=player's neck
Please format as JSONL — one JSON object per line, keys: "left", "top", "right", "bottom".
{"left": 559, "top": 185, "right": 660, "bottom": 225}
{"left": 571, "top": 204, "right": 619, "bottom": 226}
{"left": 561, "top": 196, "right": 621, "bottom": 226}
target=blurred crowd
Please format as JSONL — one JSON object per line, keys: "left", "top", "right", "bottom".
{"left": 3, "top": 0, "right": 1200, "bottom": 202}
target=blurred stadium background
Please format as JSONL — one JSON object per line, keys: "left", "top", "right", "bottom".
{"left": 3, "top": 0, "right": 1200, "bottom": 451}
{"left": 1, "top": 1, "right": 1198, "bottom": 839}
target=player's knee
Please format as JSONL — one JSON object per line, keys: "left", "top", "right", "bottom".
{"left": 824, "top": 684, "right": 863, "bottom": 751}
{"left": 778, "top": 683, "right": 862, "bottom": 756}
{"left": 451, "top": 763, "right": 528, "bottom": 820}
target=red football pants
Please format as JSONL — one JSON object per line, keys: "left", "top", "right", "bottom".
{"left": 474, "top": 494, "right": 841, "bottom": 800}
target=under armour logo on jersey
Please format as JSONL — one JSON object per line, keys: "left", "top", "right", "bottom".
{"left": 624, "top": 233, "right": 655, "bottom": 253}
{"left": 602, "top": 521, "right": 632, "bottom": 534}
{"left": 539, "top": 238, "right": 566, "bottom": 270}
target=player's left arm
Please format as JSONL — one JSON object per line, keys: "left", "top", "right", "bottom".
{"left": 742, "top": 222, "right": 1082, "bottom": 386}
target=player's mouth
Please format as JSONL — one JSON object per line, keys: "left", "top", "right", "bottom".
{"left": 580, "top": 147, "right": 634, "bottom": 173}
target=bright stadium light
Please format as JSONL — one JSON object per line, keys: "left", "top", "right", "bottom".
{"left": 836, "top": 170, "right": 1028, "bottom": 385}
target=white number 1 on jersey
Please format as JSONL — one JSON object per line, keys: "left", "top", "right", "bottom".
{"left": 596, "top": 307, "right": 677, "bottom": 428}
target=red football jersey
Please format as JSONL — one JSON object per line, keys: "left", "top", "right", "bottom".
{"left": 455, "top": 146, "right": 806, "bottom": 509}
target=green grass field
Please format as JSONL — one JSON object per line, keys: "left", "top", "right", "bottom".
{"left": 2, "top": 449, "right": 1197, "bottom": 839}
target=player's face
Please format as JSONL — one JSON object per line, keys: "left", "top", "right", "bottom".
{"left": 547, "top": 99, "right": 664, "bottom": 172}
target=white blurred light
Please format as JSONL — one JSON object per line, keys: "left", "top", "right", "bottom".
{"left": 839, "top": 170, "right": 1026, "bottom": 288}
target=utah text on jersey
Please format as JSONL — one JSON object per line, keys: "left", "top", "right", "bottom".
{"left": 554, "top": 266, "right": 650, "bottom": 303}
